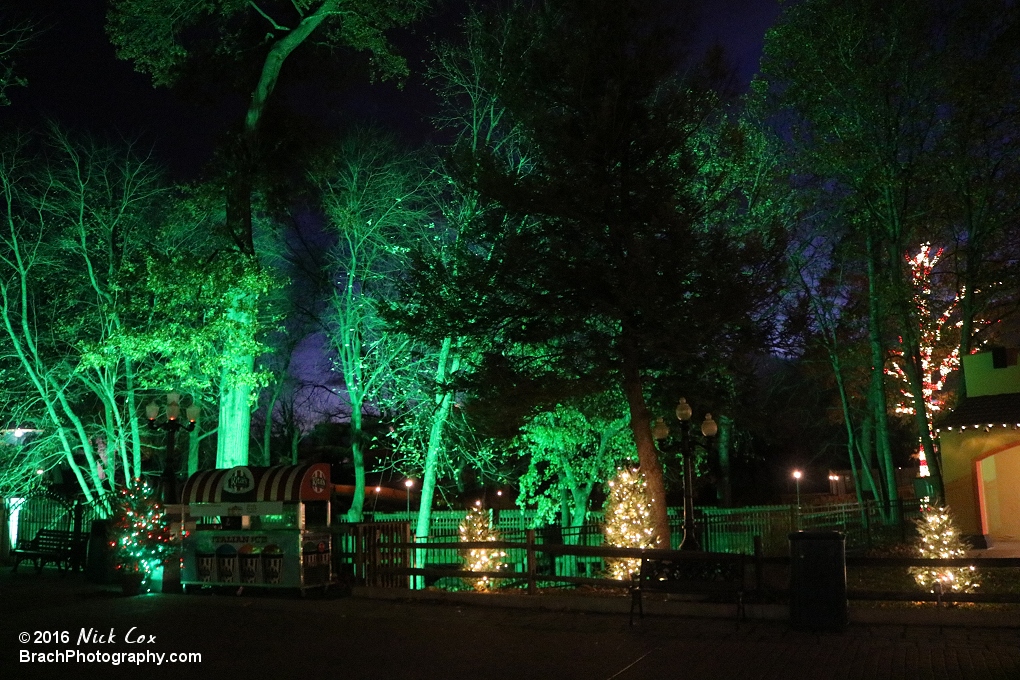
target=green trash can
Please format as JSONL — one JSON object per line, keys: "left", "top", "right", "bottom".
{"left": 788, "top": 530, "right": 848, "bottom": 630}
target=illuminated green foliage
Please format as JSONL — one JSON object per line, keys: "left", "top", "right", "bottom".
{"left": 107, "top": 0, "right": 427, "bottom": 89}
{"left": 107, "top": 0, "right": 431, "bottom": 469}
{"left": 313, "top": 130, "right": 434, "bottom": 520}
{"left": 400, "top": 0, "right": 785, "bottom": 546}
{"left": 0, "top": 14, "right": 34, "bottom": 106}
{"left": 0, "top": 130, "right": 173, "bottom": 501}
{"left": 515, "top": 392, "right": 630, "bottom": 531}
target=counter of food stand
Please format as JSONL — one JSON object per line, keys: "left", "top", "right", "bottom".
{"left": 178, "top": 464, "right": 332, "bottom": 593}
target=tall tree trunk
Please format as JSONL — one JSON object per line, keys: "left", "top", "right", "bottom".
{"left": 716, "top": 414, "right": 733, "bottom": 507}
{"left": 216, "top": 358, "right": 254, "bottom": 469}
{"left": 413, "top": 337, "right": 460, "bottom": 588}
{"left": 621, "top": 353, "right": 670, "bottom": 548}
{"left": 261, "top": 385, "right": 283, "bottom": 467}
{"left": 345, "top": 406, "right": 366, "bottom": 522}
{"left": 866, "top": 232, "right": 900, "bottom": 523}
{"left": 830, "top": 350, "right": 868, "bottom": 522}
{"left": 125, "top": 357, "right": 143, "bottom": 478}
{"left": 215, "top": 1, "right": 341, "bottom": 469}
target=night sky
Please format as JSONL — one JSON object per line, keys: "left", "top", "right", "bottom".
{"left": 2, "top": 0, "right": 782, "bottom": 178}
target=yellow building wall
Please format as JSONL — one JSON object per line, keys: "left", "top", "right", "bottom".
{"left": 963, "top": 352, "right": 1020, "bottom": 397}
{"left": 939, "top": 427, "right": 1020, "bottom": 540}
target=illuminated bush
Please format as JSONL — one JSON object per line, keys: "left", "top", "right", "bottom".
{"left": 602, "top": 468, "right": 656, "bottom": 580}
{"left": 458, "top": 505, "right": 506, "bottom": 591}
{"left": 909, "top": 505, "right": 979, "bottom": 595}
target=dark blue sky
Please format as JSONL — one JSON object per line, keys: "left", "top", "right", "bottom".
{"left": 2, "top": 0, "right": 783, "bottom": 178}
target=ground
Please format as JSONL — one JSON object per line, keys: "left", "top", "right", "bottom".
{"left": 1, "top": 569, "right": 1019, "bottom": 679}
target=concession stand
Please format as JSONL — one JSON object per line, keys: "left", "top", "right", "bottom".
{"left": 179, "top": 464, "right": 332, "bottom": 593}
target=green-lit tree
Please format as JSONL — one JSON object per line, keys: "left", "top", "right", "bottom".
{"left": 385, "top": 6, "right": 535, "bottom": 574}
{"left": 0, "top": 12, "right": 34, "bottom": 106}
{"left": 760, "top": 0, "right": 1020, "bottom": 504}
{"left": 762, "top": 0, "right": 947, "bottom": 506}
{"left": 313, "top": 130, "right": 433, "bottom": 521}
{"left": 515, "top": 393, "right": 630, "bottom": 576}
{"left": 106, "top": 0, "right": 429, "bottom": 468}
{"left": 0, "top": 130, "right": 173, "bottom": 501}
{"left": 399, "top": 0, "right": 784, "bottom": 547}
{"left": 516, "top": 393, "right": 629, "bottom": 531}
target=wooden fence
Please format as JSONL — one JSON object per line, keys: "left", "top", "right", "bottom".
{"left": 346, "top": 499, "right": 925, "bottom": 564}
{"left": 337, "top": 530, "right": 1020, "bottom": 605}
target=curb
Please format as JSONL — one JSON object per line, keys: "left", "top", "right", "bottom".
{"left": 353, "top": 587, "right": 1020, "bottom": 628}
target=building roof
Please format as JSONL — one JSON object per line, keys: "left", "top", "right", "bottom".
{"left": 937, "top": 393, "right": 1020, "bottom": 429}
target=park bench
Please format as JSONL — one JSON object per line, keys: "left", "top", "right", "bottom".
{"left": 629, "top": 552, "right": 747, "bottom": 625}
{"left": 11, "top": 529, "right": 83, "bottom": 574}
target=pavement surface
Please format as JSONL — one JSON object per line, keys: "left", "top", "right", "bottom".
{"left": 2, "top": 569, "right": 1019, "bottom": 680}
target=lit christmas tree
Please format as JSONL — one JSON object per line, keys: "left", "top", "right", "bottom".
{"left": 909, "top": 505, "right": 979, "bottom": 595}
{"left": 602, "top": 468, "right": 656, "bottom": 580}
{"left": 887, "top": 243, "right": 961, "bottom": 479}
{"left": 458, "top": 504, "right": 506, "bottom": 591}
{"left": 109, "top": 480, "right": 172, "bottom": 590}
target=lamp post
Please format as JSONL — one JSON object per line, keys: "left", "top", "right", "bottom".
{"left": 792, "top": 469, "right": 802, "bottom": 525}
{"left": 146, "top": 393, "right": 198, "bottom": 506}
{"left": 653, "top": 398, "right": 717, "bottom": 551}
{"left": 405, "top": 479, "right": 414, "bottom": 516}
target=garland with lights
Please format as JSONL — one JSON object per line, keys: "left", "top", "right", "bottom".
{"left": 602, "top": 468, "right": 656, "bottom": 580}
{"left": 109, "top": 480, "right": 172, "bottom": 588}
{"left": 909, "top": 505, "right": 979, "bottom": 595}
{"left": 458, "top": 505, "right": 506, "bottom": 591}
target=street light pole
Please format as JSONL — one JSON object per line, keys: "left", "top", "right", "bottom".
{"left": 660, "top": 398, "right": 717, "bottom": 552}
{"left": 146, "top": 393, "right": 198, "bottom": 506}
{"left": 405, "top": 479, "right": 414, "bottom": 517}
{"left": 792, "top": 469, "right": 802, "bottom": 529}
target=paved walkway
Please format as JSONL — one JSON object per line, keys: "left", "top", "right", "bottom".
{"left": 1, "top": 570, "right": 1019, "bottom": 680}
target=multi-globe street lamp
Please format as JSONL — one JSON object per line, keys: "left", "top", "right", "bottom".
{"left": 146, "top": 393, "right": 198, "bottom": 505}
{"left": 652, "top": 397, "right": 717, "bottom": 551}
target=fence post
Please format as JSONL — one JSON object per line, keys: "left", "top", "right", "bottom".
{"left": 753, "top": 535, "right": 764, "bottom": 595}
{"left": 864, "top": 501, "right": 872, "bottom": 549}
{"left": 526, "top": 529, "right": 536, "bottom": 595}
{"left": 898, "top": 498, "right": 906, "bottom": 543}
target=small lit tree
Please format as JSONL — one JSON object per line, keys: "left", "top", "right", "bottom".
{"left": 602, "top": 468, "right": 656, "bottom": 580}
{"left": 109, "top": 480, "right": 172, "bottom": 590}
{"left": 909, "top": 505, "right": 979, "bottom": 595}
{"left": 458, "top": 505, "right": 506, "bottom": 591}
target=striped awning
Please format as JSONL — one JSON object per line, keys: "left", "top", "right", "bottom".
{"left": 180, "top": 464, "right": 331, "bottom": 504}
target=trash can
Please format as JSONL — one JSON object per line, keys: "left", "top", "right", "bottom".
{"left": 788, "top": 530, "right": 848, "bottom": 630}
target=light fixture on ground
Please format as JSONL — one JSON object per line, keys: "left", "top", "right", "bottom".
{"left": 146, "top": 393, "right": 198, "bottom": 505}
{"left": 652, "top": 397, "right": 717, "bottom": 551}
